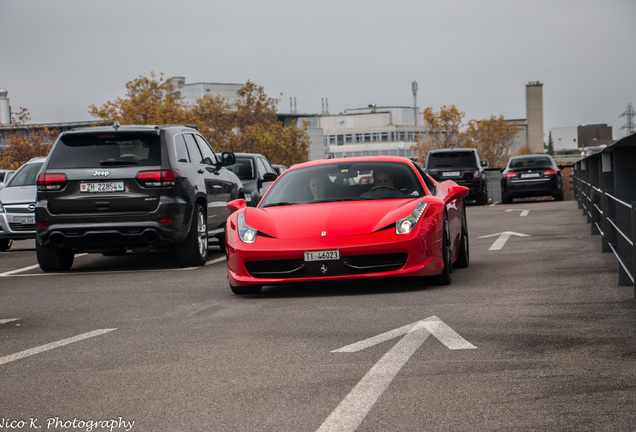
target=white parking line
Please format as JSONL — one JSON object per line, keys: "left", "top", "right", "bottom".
{"left": 0, "top": 318, "right": 20, "bottom": 325}
{"left": 0, "top": 328, "right": 117, "bottom": 366}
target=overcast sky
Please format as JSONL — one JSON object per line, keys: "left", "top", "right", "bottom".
{"left": 1, "top": 0, "right": 634, "bottom": 139}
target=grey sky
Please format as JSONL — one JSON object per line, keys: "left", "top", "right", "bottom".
{"left": 2, "top": 0, "right": 634, "bottom": 139}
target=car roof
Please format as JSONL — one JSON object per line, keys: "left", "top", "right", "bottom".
{"left": 289, "top": 156, "right": 416, "bottom": 171}
{"left": 64, "top": 123, "right": 199, "bottom": 135}
{"left": 428, "top": 148, "right": 477, "bottom": 154}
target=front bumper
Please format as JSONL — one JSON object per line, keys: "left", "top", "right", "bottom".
{"left": 226, "top": 219, "right": 443, "bottom": 287}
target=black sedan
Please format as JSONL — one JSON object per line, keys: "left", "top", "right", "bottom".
{"left": 501, "top": 154, "right": 564, "bottom": 204}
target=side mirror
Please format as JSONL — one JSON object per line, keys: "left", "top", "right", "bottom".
{"left": 228, "top": 198, "right": 247, "bottom": 213}
{"left": 220, "top": 152, "right": 236, "bottom": 166}
{"left": 262, "top": 172, "right": 278, "bottom": 182}
{"left": 447, "top": 185, "right": 469, "bottom": 202}
{"left": 481, "top": 160, "right": 488, "bottom": 167}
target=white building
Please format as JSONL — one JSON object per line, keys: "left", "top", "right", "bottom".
{"left": 552, "top": 127, "right": 578, "bottom": 152}
{"left": 168, "top": 77, "right": 242, "bottom": 105}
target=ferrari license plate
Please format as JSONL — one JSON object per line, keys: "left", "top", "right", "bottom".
{"left": 441, "top": 171, "right": 461, "bottom": 177}
{"left": 80, "top": 181, "right": 124, "bottom": 192}
{"left": 304, "top": 250, "right": 340, "bottom": 262}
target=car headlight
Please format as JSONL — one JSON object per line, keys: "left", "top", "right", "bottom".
{"left": 238, "top": 213, "right": 257, "bottom": 243}
{"left": 396, "top": 202, "right": 428, "bottom": 235}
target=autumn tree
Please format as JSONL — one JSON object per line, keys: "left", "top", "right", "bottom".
{"left": 0, "top": 107, "right": 58, "bottom": 169}
{"left": 89, "top": 74, "right": 310, "bottom": 167}
{"left": 412, "top": 105, "right": 465, "bottom": 162}
{"left": 462, "top": 115, "right": 518, "bottom": 168}
{"left": 89, "top": 72, "right": 189, "bottom": 125}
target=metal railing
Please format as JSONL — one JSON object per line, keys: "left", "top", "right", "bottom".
{"left": 573, "top": 133, "right": 636, "bottom": 294}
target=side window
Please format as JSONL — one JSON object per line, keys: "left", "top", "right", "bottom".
{"left": 175, "top": 134, "right": 190, "bottom": 163}
{"left": 195, "top": 135, "right": 218, "bottom": 166}
{"left": 184, "top": 134, "right": 203, "bottom": 164}
{"left": 256, "top": 158, "right": 269, "bottom": 178}
{"left": 261, "top": 157, "right": 276, "bottom": 174}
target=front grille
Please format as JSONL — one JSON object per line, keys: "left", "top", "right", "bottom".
{"left": 4, "top": 205, "right": 34, "bottom": 213}
{"left": 245, "top": 253, "right": 408, "bottom": 279}
{"left": 9, "top": 223, "right": 35, "bottom": 231}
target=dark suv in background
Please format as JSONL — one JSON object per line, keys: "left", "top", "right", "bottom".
{"left": 35, "top": 123, "right": 243, "bottom": 271}
{"left": 224, "top": 153, "right": 278, "bottom": 207}
{"left": 425, "top": 148, "right": 488, "bottom": 205}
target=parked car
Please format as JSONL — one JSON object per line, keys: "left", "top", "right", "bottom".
{"left": 424, "top": 148, "right": 488, "bottom": 205}
{"left": 272, "top": 164, "right": 287, "bottom": 176}
{"left": 500, "top": 154, "right": 564, "bottom": 204}
{"left": 225, "top": 156, "right": 470, "bottom": 295}
{"left": 0, "top": 169, "right": 16, "bottom": 185}
{"left": 35, "top": 123, "right": 243, "bottom": 271}
{"left": 224, "top": 153, "right": 278, "bottom": 207}
{"left": 0, "top": 157, "right": 46, "bottom": 251}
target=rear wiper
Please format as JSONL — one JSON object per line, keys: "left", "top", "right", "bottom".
{"left": 263, "top": 201, "right": 296, "bottom": 208}
{"left": 100, "top": 160, "right": 139, "bottom": 166}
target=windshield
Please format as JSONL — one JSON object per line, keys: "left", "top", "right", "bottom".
{"left": 427, "top": 152, "right": 476, "bottom": 169}
{"left": 260, "top": 161, "right": 426, "bottom": 207}
{"left": 6, "top": 162, "right": 44, "bottom": 187}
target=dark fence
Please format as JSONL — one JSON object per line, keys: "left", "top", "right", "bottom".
{"left": 573, "top": 133, "right": 636, "bottom": 293}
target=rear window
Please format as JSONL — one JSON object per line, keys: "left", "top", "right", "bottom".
{"left": 427, "top": 152, "right": 476, "bottom": 169}
{"left": 48, "top": 132, "right": 161, "bottom": 169}
{"left": 508, "top": 157, "right": 553, "bottom": 169}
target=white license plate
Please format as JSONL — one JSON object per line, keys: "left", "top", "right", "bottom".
{"left": 520, "top": 173, "right": 540, "bottom": 179}
{"left": 80, "top": 181, "right": 125, "bottom": 192}
{"left": 441, "top": 171, "right": 461, "bottom": 177}
{"left": 15, "top": 217, "right": 34, "bottom": 224}
{"left": 304, "top": 250, "right": 340, "bottom": 262}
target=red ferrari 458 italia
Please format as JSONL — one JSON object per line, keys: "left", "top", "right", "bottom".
{"left": 225, "top": 156, "right": 470, "bottom": 295}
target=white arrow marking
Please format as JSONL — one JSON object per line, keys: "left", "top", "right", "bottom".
{"left": 0, "top": 328, "right": 117, "bottom": 365}
{"left": 478, "top": 231, "right": 530, "bottom": 250}
{"left": 0, "top": 318, "right": 20, "bottom": 325}
{"left": 505, "top": 208, "right": 530, "bottom": 217}
{"left": 318, "top": 317, "right": 475, "bottom": 432}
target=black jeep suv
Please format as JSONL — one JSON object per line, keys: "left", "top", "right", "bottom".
{"left": 35, "top": 123, "right": 243, "bottom": 271}
{"left": 424, "top": 148, "right": 488, "bottom": 205}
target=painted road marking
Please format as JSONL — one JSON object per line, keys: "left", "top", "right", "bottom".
{"left": 478, "top": 231, "right": 530, "bottom": 250}
{"left": 0, "top": 318, "right": 20, "bottom": 325}
{"left": 318, "top": 316, "right": 475, "bottom": 432}
{"left": 505, "top": 208, "right": 530, "bottom": 217}
{"left": 0, "top": 328, "right": 117, "bottom": 366}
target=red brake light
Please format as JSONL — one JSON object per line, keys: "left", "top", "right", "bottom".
{"left": 136, "top": 170, "right": 180, "bottom": 187}
{"left": 543, "top": 168, "right": 557, "bottom": 176}
{"left": 37, "top": 173, "right": 67, "bottom": 191}
{"left": 503, "top": 172, "right": 517, "bottom": 179}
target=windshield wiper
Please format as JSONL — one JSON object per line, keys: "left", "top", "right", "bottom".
{"left": 100, "top": 160, "right": 139, "bottom": 166}
{"left": 263, "top": 201, "right": 296, "bottom": 208}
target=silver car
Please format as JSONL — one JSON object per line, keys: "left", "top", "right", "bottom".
{"left": 0, "top": 157, "right": 46, "bottom": 251}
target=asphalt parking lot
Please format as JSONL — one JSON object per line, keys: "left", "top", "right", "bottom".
{"left": 1, "top": 199, "right": 635, "bottom": 431}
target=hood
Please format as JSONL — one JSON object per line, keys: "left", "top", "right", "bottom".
{"left": 244, "top": 199, "right": 424, "bottom": 239}
{"left": 0, "top": 185, "right": 37, "bottom": 205}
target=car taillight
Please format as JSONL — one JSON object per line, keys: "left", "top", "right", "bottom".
{"left": 543, "top": 168, "right": 557, "bottom": 176}
{"left": 37, "top": 173, "right": 68, "bottom": 191}
{"left": 503, "top": 172, "right": 517, "bottom": 179}
{"left": 136, "top": 170, "right": 180, "bottom": 187}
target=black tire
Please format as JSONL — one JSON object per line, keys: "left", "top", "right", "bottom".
{"left": 501, "top": 193, "right": 512, "bottom": 204}
{"left": 431, "top": 215, "right": 452, "bottom": 285}
{"left": 454, "top": 207, "right": 470, "bottom": 269}
{"left": 0, "top": 239, "right": 13, "bottom": 251}
{"left": 36, "top": 242, "right": 74, "bottom": 272}
{"left": 230, "top": 284, "right": 262, "bottom": 295}
{"left": 176, "top": 204, "right": 208, "bottom": 267}
{"left": 554, "top": 190, "right": 564, "bottom": 201}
